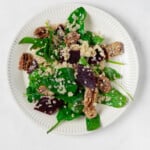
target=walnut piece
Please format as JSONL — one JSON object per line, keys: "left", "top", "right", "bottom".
{"left": 38, "top": 86, "right": 54, "bottom": 96}
{"left": 83, "top": 88, "right": 98, "bottom": 119}
{"left": 101, "top": 42, "right": 124, "bottom": 58}
{"left": 34, "top": 26, "right": 49, "bottom": 38}
{"left": 19, "top": 53, "right": 33, "bottom": 71}
{"left": 65, "top": 31, "right": 80, "bottom": 46}
{"left": 97, "top": 75, "right": 111, "bottom": 93}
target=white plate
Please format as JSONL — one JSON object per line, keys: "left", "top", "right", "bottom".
{"left": 8, "top": 3, "right": 139, "bottom": 135}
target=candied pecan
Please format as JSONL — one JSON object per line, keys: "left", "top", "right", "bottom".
{"left": 101, "top": 42, "right": 124, "bottom": 59}
{"left": 65, "top": 31, "right": 80, "bottom": 46}
{"left": 38, "top": 86, "right": 54, "bottom": 96}
{"left": 19, "top": 53, "right": 33, "bottom": 71}
{"left": 83, "top": 88, "right": 98, "bottom": 119}
{"left": 34, "top": 26, "right": 49, "bottom": 38}
{"left": 97, "top": 74, "right": 111, "bottom": 93}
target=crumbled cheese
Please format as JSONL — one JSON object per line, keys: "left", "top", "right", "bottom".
{"left": 68, "top": 92, "right": 73, "bottom": 97}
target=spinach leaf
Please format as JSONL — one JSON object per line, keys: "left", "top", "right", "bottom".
{"left": 19, "top": 37, "right": 47, "bottom": 49}
{"left": 101, "top": 88, "right": 128, "bottom": 108}
{"left": 67, "top": 7, "right": 87, "bottom": 34}
{"left": 86, "top": 114, "right": 101, "bottom": 131}
{"left": 47, "top": 106, "right": 82, "bottom": 133}
{"left": 78, "top": 57, "right": 88, "bottom": 66}
{"left": 26, "top": 86, "right": 42, "bottom": 103}
{"left": 81, "top": 31, "right": 104, "bottom": 45}
{"left": 104, "top": 67, "right": 122, "bottom": 81}
{"left": 48, "top": 68, "right": 77, "bottom": 95}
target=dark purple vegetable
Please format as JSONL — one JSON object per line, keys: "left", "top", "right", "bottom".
{"left": 27, "top": 59, "right": 38, "bottom": 74}
{"left": 34, "top": 97, "right": 64, "bottom": 115}
{"left": 76, "top": 65, "right": 96, "bottom": 89}
{"left": 88, "top": 49, "right": 105, "bottom": 64}
{"left": 68, "top": 50, "right": 80, "bottom": 64}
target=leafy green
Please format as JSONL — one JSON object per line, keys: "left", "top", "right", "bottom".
{"left": 19, "top": 37, "right": 47, "bottom": 49}
{"left": 47, "top": 106, "right": 82, "bottom": 133}
{"left": 104, "top": 67, "right": 122, "bottom": 81}
{"left": 78, "top": 57, "right": 88, "bottom": 66}
{"left": 81, "top": 31, "right": 104, "bottom": 45}
{"left": 101, "top": 88, "right": 128, "bottom": 108}
{"left": 48, "top": 68, "right": 77, "bottom": 95}
{"left": 86, "top": 114, "right": 101, "bottom": 131}
{"left": 107, "top": 60, "right": 125, "bottom": 65}
{"left": 67, "top": 7, "right": 87, "bottom": 34}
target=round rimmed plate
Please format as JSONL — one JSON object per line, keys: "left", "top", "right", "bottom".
{"left": 8, "top": 3, "right": 139, "bottom": 135}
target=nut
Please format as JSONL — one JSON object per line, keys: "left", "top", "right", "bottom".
{"left": 19, "top": 53, "right": 33, "bottom": 71}
{"left": 38, "top": 85, "right": 54, "bottom": 96}
{"left": 83, "top": 88, "right": 98, "bottom": 119}
{"left": 34, "top": 26, "right": 49, "bottom": 38}
{"left": 97, "top": 75, "right": 111, "bottom": 93}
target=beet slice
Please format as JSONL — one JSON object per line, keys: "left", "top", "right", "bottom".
{"left": 88, "top": 49, "right": 105, "bottom": 64}
{"left": 34, "top": 97, "right": 64, "bottom": 115}
{"left": 27, "top": 59, "right": 38, "bottom": 74}
{"left": 76, "top": 65, "right": 96, "bottom": 89}
{"left": 67, "top": 50, "right": 80, "bottom": 64}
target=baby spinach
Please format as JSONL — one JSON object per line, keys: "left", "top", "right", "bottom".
{"left": 86, "top": 114, "right": 101, "bottom": 131}
{"left": 67, "top": 7, "right": 87, "bottom": 34}
{"left": 47, "top": 106, "right": 82, "bottom": 133}
{"left": 78, "top": 56, "right": 88, "bottom": 66}
{"left": 104, "top": 67, "right": 122, "bottom": 81}
{"left": 81, "top": 31, "right": 104, "bottom": 45}
{"left": 101, "top": 88, "right": 128, "bottom": 108}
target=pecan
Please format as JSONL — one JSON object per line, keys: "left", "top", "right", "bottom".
{"left": 34, "top": 26, "right": 49, "bottom": 38}
{"left": 65, "top": 31, "right": 80, "bottom": 46}
{"left": 83, "top": 88, "right": 98, "bottom": 119}
{"left": 19, "top": 53, "right": 33, "bottom": 71}
{"left": 101, "top": 42, "right": 124, "bottom": 59}
{"left": 97, "top": 74, "right": 111, "bottom": 93}
{"left": 38, "top": 85, "right": 54, "bottom": 96}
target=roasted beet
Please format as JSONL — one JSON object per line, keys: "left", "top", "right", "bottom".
{"left": 27, "top": 59, "right": 38, "bottom": 74}
{"left": 67, "top": 50, "right": 80, "bottom": 64}
{"left": 88, "top": 49, "right": 105, "bottom": 64}
{"left": 34, "top": 97, "right": 64, "bottom": 115}
{"left": 76, "top": 65, "right": 96, "bottom": 89}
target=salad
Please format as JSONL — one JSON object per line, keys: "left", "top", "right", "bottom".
{"left": 18, "top": 7, "right": 130, "bottom": 133}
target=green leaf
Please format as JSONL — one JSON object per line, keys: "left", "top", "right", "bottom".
{"left": 104, "top": 67, "right": 122, "bottom": 81}
{"left": 107, "top": 60, "right": 125, "bottom": 65}
{"left": 67, "top": 7, "right": 87, "bottom": 34}
{"left": 101, "top": 88, "right": 128, "bottom": 108}
{"left": 78, "top": 57, "right": 88, "bottom": 66}
{"left": 81, "top": 31, "right": 104, "bottom": 45}
{"left": 19, "top": 37, "right": 47, "bottom": 49}
{"left": 86, "top": 114, "right": 101, "bottom": 131}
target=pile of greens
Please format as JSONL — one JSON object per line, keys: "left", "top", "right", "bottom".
{"left": 18, "top": 7, "right": 130, "bottom": 133}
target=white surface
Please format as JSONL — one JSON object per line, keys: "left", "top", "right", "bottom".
{"left": 8, "top": 3, "right": 139, "bottom": 135}
{"left": 0, "top": 0, "right": 149, "bottom": 149}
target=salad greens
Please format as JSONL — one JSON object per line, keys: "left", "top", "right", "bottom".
{"left": 18, "top": 7, "right": 130, "bottom": 134}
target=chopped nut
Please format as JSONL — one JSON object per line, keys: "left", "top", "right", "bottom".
{"left": 97, "top": 75, "right": 111, "bottom": 93}
{"left": 55, "top": 24, "right": 65, "bottom": 39}
{"left": 101, "top": 42, "right": 124, "bottom": 58}
{"left": 83, "top": 88, "right": 98, "bottom": 119}
{"left": 65, "top": 31, "right": 80, "bottom": 46}
{"left": 34, "top": 26, "right": 49, "bottom": 38}
{"left": 19, "top": 53, "right": 33, "bottom": 71}
{"left": 38, "top": 85, "right": 54, "bottom": 96}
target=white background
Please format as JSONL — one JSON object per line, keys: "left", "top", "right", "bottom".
{"left": 0, "top": 0, "right": 150, "bottom": 150}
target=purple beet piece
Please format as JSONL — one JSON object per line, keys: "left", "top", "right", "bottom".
{"left": 27, "top": 59, "right": 38, "bottom": 74}
{"left": 67, "top": 50, "right": 80, "bottom": 64}
{"left": 88, "top": 49, "right": 105, "bottom": 64}
{"left": 76, "top": 65, "right": 96, "bottom": 89}
{"left": 34, "top": 97, "right": 64, "bottom": 115}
